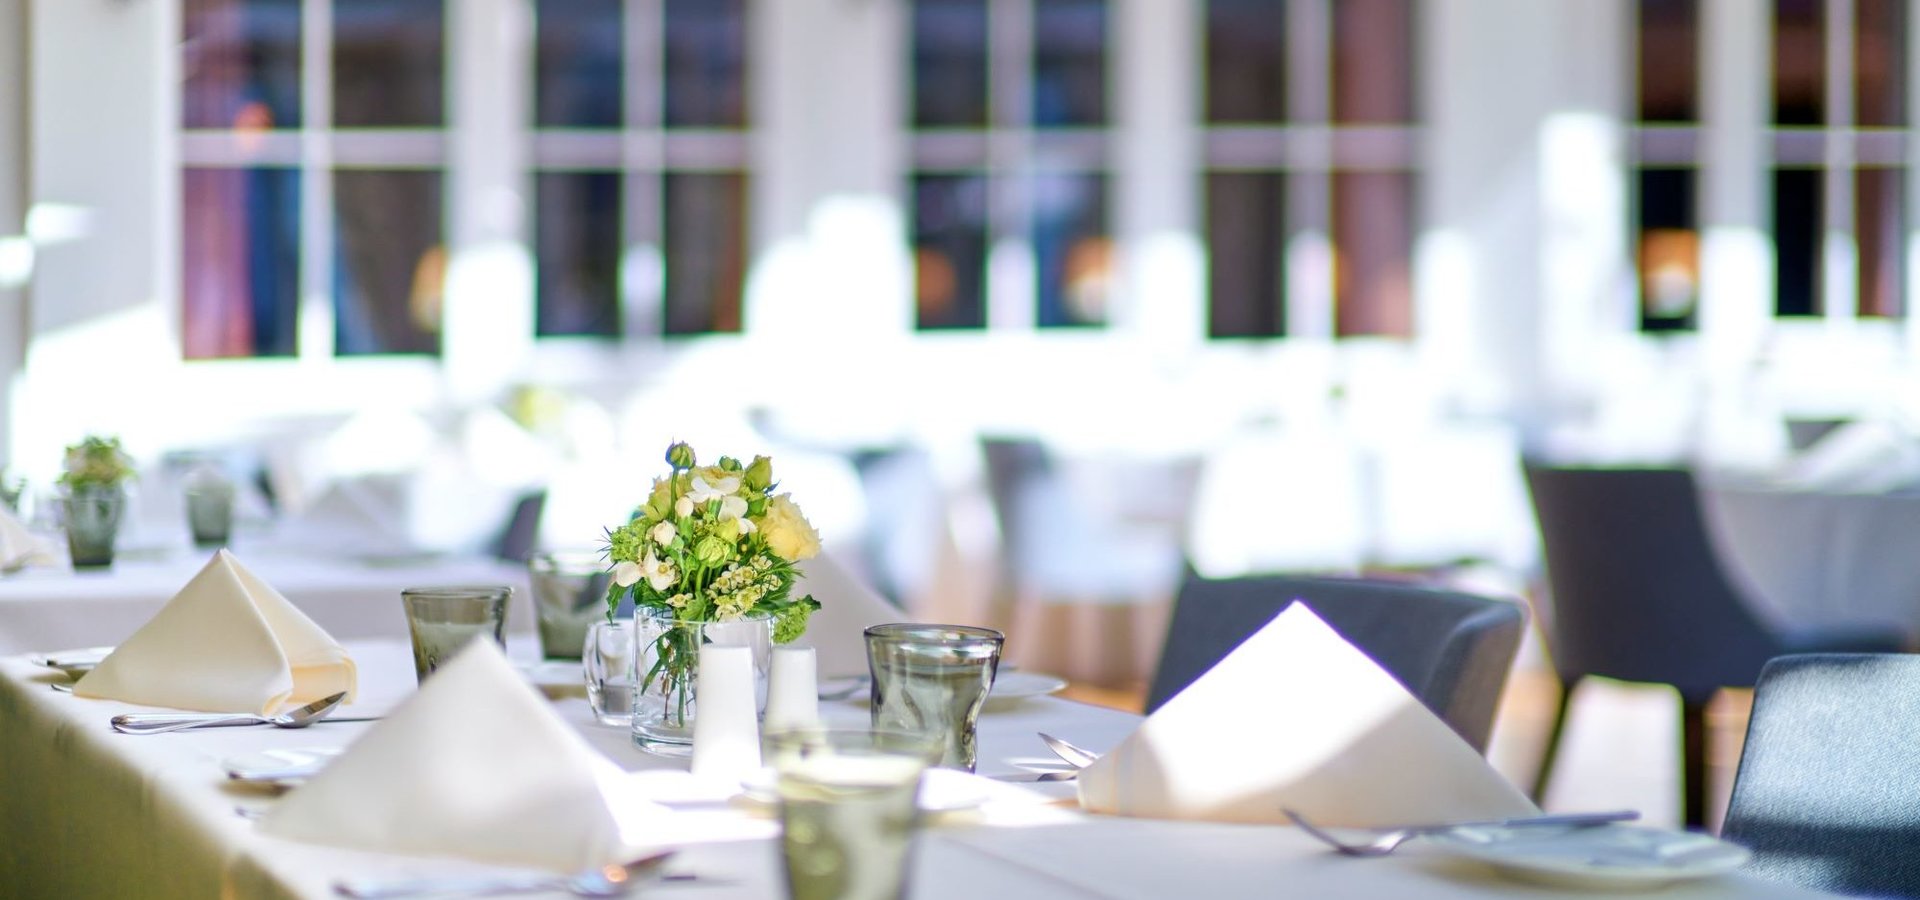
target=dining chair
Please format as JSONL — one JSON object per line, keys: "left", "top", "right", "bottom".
{"left": 1146, "top": 573, "right": 1526, "bottom": 754}
{"left": 1721, "top": 654, "right": 1920, "bottom": 897}
{"left": 1521, "top": 463, "right": 1907, "bottom": 829}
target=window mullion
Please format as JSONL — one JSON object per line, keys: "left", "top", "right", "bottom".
{"left": 1826, "top": 0, "right": 1858, "bottom": 326}
{"left": 298, "top": 0, "right": 337, "bottom": 362}
{"left": 1285, "top": 0, "right": 1333, "bottom": 341}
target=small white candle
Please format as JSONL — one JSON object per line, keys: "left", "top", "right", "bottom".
{"left": 765, "top": 646, "right": 820, "bottom": 731}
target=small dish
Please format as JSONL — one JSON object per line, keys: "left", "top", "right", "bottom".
{"left": 1427, "top": 823, "right": 1751, "bottom": 890}
{"left": 989, "top": 671, "right": 1069, "bottom": 701}
{"left": 27, "top": 646, "right": 114, "bottom": 679}
{"left": 223, "top": 747, "right": 345, "bottom": 786}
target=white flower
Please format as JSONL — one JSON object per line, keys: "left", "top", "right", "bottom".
{"left": 648, "top": 521, "right": 677, "bottom": 546}
{"left": 674, "top": 495, "right": 695, "bottom": 518}
{"left": 718, "top": 495, "right": 751, "bottom": 524}
{"left": 612, "top": 560, "right": 643, "bottom": 587}
{"left": 687, "top": 474, "right": 741, "bottom": 504}
{"left": 642, "top": 549, "right": 678, "bottom": 592}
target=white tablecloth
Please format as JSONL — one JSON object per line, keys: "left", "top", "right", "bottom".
{"left": 0, "top": 639, "right": 1829, "bottom": 899}
{"left": 1700, "top": 483, "right": 1920, "bottom": 635}
{"left": 0, "top": 550, "right": 536, "bottom": 654}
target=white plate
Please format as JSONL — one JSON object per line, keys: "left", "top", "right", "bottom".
{"left": 1428, "top": 824, "right": 1751, "bottom": 890}
{"left": 223, "top": 747, "right": 345, "bottom": 786}
{"left": 27, "top": 646, "right": 114, "bottom": 678}
{"left": 740, "top": 767, "right": 992, "bottom": 814}
{"left": 517, "top": 660, "right": 585, "bottom": 689}
{"left": 990, "top": 670, "right": 1068, "bottom": 701}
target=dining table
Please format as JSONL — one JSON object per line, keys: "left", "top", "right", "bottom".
{"left": 0, "top": 635, "right": 1833, "bottom": 899}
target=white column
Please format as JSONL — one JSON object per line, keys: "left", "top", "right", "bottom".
{"left": 443, "top": 0, "right": 535, "bottom": 404}
{"left": 19, "top": 0, "right": 180, "bottom": 476}
{"left": 1698, "top": 0, "right": 1772, "bottom": 379}
{"left": 0, "top": 0, "right": 28, "bottom": 465}
{"left": 1112, "top": 0, "right": 1201, "bottom": 349}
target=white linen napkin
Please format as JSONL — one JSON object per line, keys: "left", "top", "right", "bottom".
{"left": 791, "top": 553, "right": 909, "bottom": 675}
{"left": 73, "top": 550, "right": 356, "bottom": 714}
{"left": 1075, "top": 603, "right": 1538, "bottom": 827}
{"left": 0, "top": 505, "right": 54, "bottom": 569}
{"left": 259, "top": 640, "right": 659, "bottom": 872}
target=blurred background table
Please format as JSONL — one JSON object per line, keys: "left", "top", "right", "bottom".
{"left": 1699, "top": 482, "right": 1920, "bottom": 635}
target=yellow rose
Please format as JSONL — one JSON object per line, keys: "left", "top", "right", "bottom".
{"left": 757, "top": 493, "right": 821, "bottom": 561}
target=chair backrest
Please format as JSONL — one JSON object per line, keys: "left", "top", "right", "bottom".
{"left": 1522, "top": 464, "right": 1782, "bottom": 701}
{"left": 1722, "top": 654, "right": 1920, "bottom": 897}
{"left": 1146, "top": 574, "right": 1526, "bottom": 753}
{"left": 491, "top": 490, "right": 546, "bottom": 563}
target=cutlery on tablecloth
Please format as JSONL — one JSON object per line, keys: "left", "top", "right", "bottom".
{"left": 815, "top": 675, "right": 869, "bottom": 701}
{"left": 1284, "top": 808, "right": 1641, "bottom": 857}
{"left": 331, "top": 850, "right": 680, "bottom": 898}
{"left": 1038, "top": 733, "right": 1099, "bottom": 769}
{"left": 109, "top": 692, "right": 379, "bottom": 734}
{"left": 988, "top": 771, "right": 1078, "bottom": 783}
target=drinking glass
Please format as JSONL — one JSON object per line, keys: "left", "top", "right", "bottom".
{"left": 183, "top": 471, "right": 236, "bottom": 550}
{"left": 864, "top": 624, "right": 1004, "bottom": 771}
{"left": 62, "top": 486, "right": 125, "bottom": 569}
{"left": 583, "top": 618, "right": 636, "bottom": 726}
{"left": 528, "top": 550, "right": 613, "bottom": 660}
{"left": 766, "top": 727, "right": 940, "bottom": 900}
{"left": 400, "top": 585, "right": 511, "bottom": 683}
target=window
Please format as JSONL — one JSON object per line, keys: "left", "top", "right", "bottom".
{"left": 1201, "top": 0, "right": 1418, "bottom": 340}
{"left": 1633, "top": 0, "right": 1701, "bottom": 332}
{"left": 907, "top": 0, "right": 1114, "bottom": 331}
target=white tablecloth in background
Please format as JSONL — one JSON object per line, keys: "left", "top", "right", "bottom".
{"left": 1700, "top": 483, "right": 1920, "bottom": 635}
{"left": 0, "top": 640, "right": 1830, "bottom": 899}
{"left": 0, "top": 550, "right": 535, "bottom": 654}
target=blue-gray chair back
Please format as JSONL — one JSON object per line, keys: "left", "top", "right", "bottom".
{"left": 1147, "top": 574, "right": 1526, "bottom": 754}
{"left": 1722, "top": 653, "right": 1920, "bottom": 897}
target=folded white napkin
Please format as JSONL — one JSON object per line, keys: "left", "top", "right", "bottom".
{"left": 0, "top": 505, "right": 54, "bottom": 569}
{"left": 791, "top": 553, "right": 909, "bottom": 675}
{"left": 259, "top": 640, "right": 657, "bottom": 872}
{"left": 1076, "top": 603, "right": 1538, "bottom": 827}
{"left": 73, "top": 550, "right": 356, "bottom": 714}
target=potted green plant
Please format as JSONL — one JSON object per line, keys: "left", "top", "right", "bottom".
{"left": 58, "top": 436, "right": 135, "bottom": 568}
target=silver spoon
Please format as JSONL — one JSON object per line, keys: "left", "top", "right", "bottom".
{"left": 1038, "top": 732, "right": 1099, "bottom": 769}
{"left": 110, "top": 692, "right": 374, "bottom": 734}
{"left": 332, "top": 850, "right": 678, "bottom": 898}
{"left": 1283, "top": 808, "right": 1640, "bottom": 857}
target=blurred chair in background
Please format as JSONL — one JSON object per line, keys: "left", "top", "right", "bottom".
{"left": 1521, "top": 463, "right": 1907, "bottom": 828}
{"left": 1721, "top": 654, "right": 1920, "bottom": 897}
{"left": 1147, "top": 573, "right": 1526, "bottom": 754}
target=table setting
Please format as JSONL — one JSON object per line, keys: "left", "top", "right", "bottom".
{"left": 0, "top": 441, "right": 1832, "bottom": 899}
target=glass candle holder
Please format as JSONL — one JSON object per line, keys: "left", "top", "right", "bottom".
{"left": 766, "top": 727, "right": 940, "bottom": 900}
{"left": 400, "top": 585, "right": 512, "bottom": 683}
{"left": 864, "top": 624, "right": 1004, "bottom": 772}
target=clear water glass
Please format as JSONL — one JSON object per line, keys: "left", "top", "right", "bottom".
{"left": 766, "top": 727, "right": 940, "bottom": 900}
{"left": 528, "top": 550, "right": 614, "bottom": 661}
{"left": 400, "top": 585, "right": 511, "bottom": 683}
{"left": 583, "top": 618, "right": 637, "bottom": 726}
{"left": 864, "top": 624, "right": 1004, "bottom": 772}
{"left": 62, "top": 486, "right": 125, "bottom": 569}
{"left": 184, "top": 479, "right": 235, "bottom": 549}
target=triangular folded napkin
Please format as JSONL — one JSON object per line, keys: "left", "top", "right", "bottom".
{"left": 0, "top": 506, "right": 54, "bottom": 569}
{"left": 260, "top": 640, "right": 656, "bottom": 872}
{"left": 1076, "top": 603, "right": 1537, "bottom": 827}
{"left": 73, "top": 550, "right": 356, "bottom": 715}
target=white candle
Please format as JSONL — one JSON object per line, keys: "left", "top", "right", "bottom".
{"left": 765, "top": 646, "right": 820, "bottom": 731}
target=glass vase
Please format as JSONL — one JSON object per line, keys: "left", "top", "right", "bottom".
{"left": 630, "top": 607, "right": 773, "bottom": 756}
{"left": 63, "top": 485, "right": 125, "bottom": 570}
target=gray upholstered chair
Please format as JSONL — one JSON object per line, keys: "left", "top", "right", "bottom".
{"left": 1523, "top": 463, "right": 1907, "bottom": 829}
{"left": 1147, "top": 574, "right": 1527, "bottom": 754}
{"left": 1722, "top": 654, "right": 1920, "bottom": 897}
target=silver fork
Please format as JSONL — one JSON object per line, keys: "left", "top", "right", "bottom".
{"left": 1283, "top": 808, "right": 1640, "bottom": 857}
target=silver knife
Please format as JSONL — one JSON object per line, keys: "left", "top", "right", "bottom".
{"left": 988, "top": 771, "right": 1077, "bottom": 783}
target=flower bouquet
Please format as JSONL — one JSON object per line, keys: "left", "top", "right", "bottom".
{"left": 605, "top": 441, "right": 822, "bottom": 752}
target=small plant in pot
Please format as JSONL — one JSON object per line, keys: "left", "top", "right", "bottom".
{"left": 58, "top": 436, "right": 135, "bottom": 569}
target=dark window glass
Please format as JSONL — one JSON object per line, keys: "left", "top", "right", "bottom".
{"left": 333, "top": 0, "right": 444, "bottom": 128}
{"left": 1772, "top": 167, "right": 1823, "bottom": 315}
{"left": 1032, "top": 172, "right": 1109, "bottom": 327}
{"left": 1333, "top": 171, "right": 1414, "bottom": 336}
{"left": 334, "top": 170, "right": 443, "bottom": 354}
{"left": 536, "top": 172, "right": 622, "bottom": 337}
{"left": 182, "top": 167, "right": 301, "bottom": 358}
{"left": 1773, "top": 0, "right": 1825, "bottom": 126}
{"left": 913, "top": 0, "right": 990, "bottom": 127}
{"left": 913, "top": 174, "right": 990, "bottom": 329}
{"left": 1857, "top": 0, "right": 1907, "bottom": 128}
{"left": 182, "top": 0, "right": 302, "bottom": 129}
{"left": 1638, "top": 0, "right": 1699, "bottom": 122}
{"left": 663, "top": 0, "right": 747, "bottom": 128}
{"left": 1033, "top": 0, "right": 1107, "bottom": 127}
{"left": 1205, "top": 0, "right": 1286, "bottom": 124}
{"left": 1206, "top": 172, "right": 1286, "bottom": 338}
{"left": 1636, "top": 168, "right": 1700, "bottom": 331}
{"left": 536, "top": 0, "right": 623, "bottom": 128}
{"left": 1857, "top": 167, "right": 1904, "bottom": 317}
{"left": 663, "top": 173, "right": 747, "bottom": 334}
{"left": 1333, "top": 0, "right": 1414, "bottom": 124}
